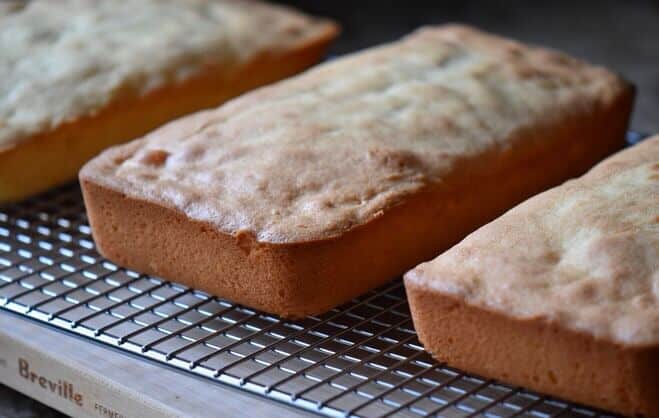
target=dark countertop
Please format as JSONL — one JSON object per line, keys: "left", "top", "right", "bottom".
{"left": 0, "top": 384, "right": 65, "bottom": 418}
{"left": 2, "top": 1, "right": 657, "bottom": 417}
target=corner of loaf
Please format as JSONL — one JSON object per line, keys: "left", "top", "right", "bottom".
{"left": 79, "top": 177, "right": 392, "bottom": 319}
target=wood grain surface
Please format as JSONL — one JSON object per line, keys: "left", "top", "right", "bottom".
{"left": 0, "top": 312, "right": 313, "bottom": 418}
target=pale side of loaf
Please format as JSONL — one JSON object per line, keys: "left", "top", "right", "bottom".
{"left": 80, "top": 25, "right": 633, "bottom": 318}
{"left": 0, "top": 0, "right": 338, "bottom": 201}
{"left": 405, "top": 136, "right": 659, "bottom": 416}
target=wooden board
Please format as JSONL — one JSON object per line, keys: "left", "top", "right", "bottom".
{"left": 0, "top": 311, "right": 313, "bottom": 418}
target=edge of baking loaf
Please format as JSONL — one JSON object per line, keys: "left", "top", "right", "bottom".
{"left": 404, "top": 278, "right": 659, "bottom": 416}
{"left": 0, "top": 18, "right": 340, "bottom": 202}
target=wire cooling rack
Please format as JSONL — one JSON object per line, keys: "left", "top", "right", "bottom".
{"left": 0, "top": 186, "right": 620, "bottom": 418}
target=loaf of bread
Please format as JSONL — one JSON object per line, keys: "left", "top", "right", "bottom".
{"left": 405, "top": 136, "right": 659, "bottom": 416}
{"left": 80, "top": 25, "right": 633, "bottom": 318}
{"left": 0, "top": 0, "right": 338, "bottom": 202}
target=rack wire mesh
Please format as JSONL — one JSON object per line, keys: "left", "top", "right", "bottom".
{"left": 0, "top": 185, "right": 621, "bottom": 418}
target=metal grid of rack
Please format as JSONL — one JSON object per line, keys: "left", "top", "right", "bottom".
{"left": 0, "top": 185, "right": 619, "bottom": 418}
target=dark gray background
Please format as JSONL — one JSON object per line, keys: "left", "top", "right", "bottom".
{"left": 2, "top": 1, "right": 657, "bottom": 416}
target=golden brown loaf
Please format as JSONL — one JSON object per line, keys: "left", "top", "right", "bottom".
{"left": 405, "top": 136, "right": 659, "bottom": 416}
{"left": 0, "top": 0, "right": 338, "bottom": 202}
{"left": 81, "top": 25, "right": 633, "bottom": 318}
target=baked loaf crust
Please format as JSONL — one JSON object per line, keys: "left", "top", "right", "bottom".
{"left": 81, "top": 25, "right": 633, "bottom": 318}
{"left": 405, "top": 136, "right": 659, "bottom": 416}
{"left": 0, "top": 0, "right": 338, "bottom": 202}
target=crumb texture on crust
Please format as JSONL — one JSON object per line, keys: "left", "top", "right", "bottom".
{"left": 406, "top": 136, "right": 659, "bottom": 347}
{"left": 81, "top": 24, "right": 630, "bottom": 244}
{"left": 0, "top": 0, "right": 335, "bottom": 148}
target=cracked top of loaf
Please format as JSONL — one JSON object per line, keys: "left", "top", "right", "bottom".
{"left": 0, "top": 0, "right": 336, "bottom": 149}
{"left": 81, "top": 25, "right": 630, "bottom": 244}
{"left": 406, "top": 136, "right": 659, "bottom": 346}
